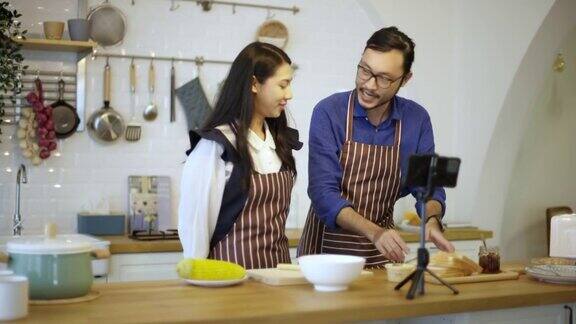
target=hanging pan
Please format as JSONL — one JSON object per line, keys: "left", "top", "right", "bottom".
{"left": 87, "top": 59, "right": 125, "bottom": 143}
{"left": 51, "top": 78, "right": 80, "bottom": 139}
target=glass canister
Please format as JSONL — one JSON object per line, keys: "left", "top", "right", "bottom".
{"left": 478, "top": 246, "right": 501, "bottom": 274}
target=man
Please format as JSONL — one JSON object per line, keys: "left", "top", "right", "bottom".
{"left": 297, "top": 26, "right": 454, "bottom": 268}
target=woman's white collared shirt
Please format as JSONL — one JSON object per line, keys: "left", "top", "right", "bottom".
{"left": 178, "top": 122, "right": 283, "bottom": 259}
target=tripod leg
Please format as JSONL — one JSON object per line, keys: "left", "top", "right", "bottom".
{"left": 418, "top": 271, "right": 425, "bottom": 295}
{"left": 425, "top": 268, "right": 459, "bottom": 295}
{"left": 406, "top": 270, "right": 423, "bottom": 300}
{"left": 394, "top": 269, "right": 417, "bottom": 291}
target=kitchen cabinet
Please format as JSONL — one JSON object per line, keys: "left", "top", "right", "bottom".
{"left": 290, "top": 247, "right": 297, "bottom": 261}
{"left": 103, "top": 242, "right": 481, "bottom": 283}
{"left": 395, "top": 303, "right": 575, "bottom": 323}
{"left": 105, "top": 249, "right": 298, "bottom": 283}
{"left": 93, "top": 277, "right": 108, "bottom": 284}
{"left": 106, "top": 252, "right": 183, "bottom": 283}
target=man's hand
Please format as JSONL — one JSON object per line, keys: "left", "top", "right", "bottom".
{"left": 371, "top": 228, "right": 410, "bottom": 262}
{"left": 425, "top": 218, "right": 454, "bottom": 252}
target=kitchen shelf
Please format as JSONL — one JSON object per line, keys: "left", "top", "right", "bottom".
{"left": 9, "top": 37, "right": 90, "bottom": 132}
{"left": 14, "top": 38, "right": 96, "bottom": 53}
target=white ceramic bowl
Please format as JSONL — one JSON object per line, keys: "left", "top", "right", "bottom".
{"left": 298, "top": 254, "right": 366, "bottom": 292}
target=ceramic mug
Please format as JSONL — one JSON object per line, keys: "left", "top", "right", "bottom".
{"left": 68, "top": 19, "right": 90, "bottom": 41}
{"left": 43, "top": 21, "right": 65, "bottom": 40}
{"left": 0, "top": 275, "right": 28, "bottom": 321}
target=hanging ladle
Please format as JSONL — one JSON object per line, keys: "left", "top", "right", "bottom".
{"left": 143, "top": 60, "right": 158, "bottom": 121}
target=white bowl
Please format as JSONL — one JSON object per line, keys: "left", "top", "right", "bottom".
{"left": 298, "top": 254, "right": 366, "bottom": 292}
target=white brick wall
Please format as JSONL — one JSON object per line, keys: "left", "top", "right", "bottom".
{"left": 0, "top": 0, "right": 377, "bottom": 234}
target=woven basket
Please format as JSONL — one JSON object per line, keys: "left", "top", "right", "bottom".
{"left": 256, "top": 20, "right": 289, "bottom": 49}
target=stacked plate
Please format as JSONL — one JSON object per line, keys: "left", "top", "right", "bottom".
{"left": 525, "top": 264, "right": 576, "bottom": 284}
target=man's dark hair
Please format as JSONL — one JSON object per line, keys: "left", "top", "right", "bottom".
{"left": 365, "top": 26, "right": 415, "bottom": 74}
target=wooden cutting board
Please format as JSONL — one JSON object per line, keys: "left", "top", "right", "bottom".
{"left": 247, "top": 268, "right": 373, "bottom": 286}
{"left": 425, "top": 271, "right": 519, "bottom": 285}
{"left": 247, "top": 269, "right": 308, "bottom": 286}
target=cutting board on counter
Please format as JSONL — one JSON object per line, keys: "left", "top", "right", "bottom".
{"left": 247, "top": 265, "right": 373, "bottom": 286}
{"left": 425, "top": 271, "right": 519, "bottom": 285}
{"left": 247, "top": 268, "right": 308, "bottom": 286}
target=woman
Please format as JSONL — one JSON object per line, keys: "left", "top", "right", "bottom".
{"left": 178, "top": 42, "right": 302, "bottom": 270}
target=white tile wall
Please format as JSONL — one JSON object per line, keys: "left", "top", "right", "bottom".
{"left": 0, "top": 0, "right": 377, "bottom": 235}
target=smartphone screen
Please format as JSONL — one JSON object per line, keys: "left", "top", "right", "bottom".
{"left": 404, "top": 154, "right": 460, "bottom": 188}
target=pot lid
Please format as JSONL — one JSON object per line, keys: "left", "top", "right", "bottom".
{"left": 6, "top": 223, "right": 92, "bottom": 255}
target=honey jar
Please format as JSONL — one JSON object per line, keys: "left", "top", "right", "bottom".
{"left": 478, "top": 246, "right": 500, "bottom": 274}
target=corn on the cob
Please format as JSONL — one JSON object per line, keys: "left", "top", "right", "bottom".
{"left": 177, "top": 258, "right": 246, "bottom": 280}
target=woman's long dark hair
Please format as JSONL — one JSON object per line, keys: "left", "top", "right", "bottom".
{"left": 202, "top": 42, "right": 296, "bottom": 188}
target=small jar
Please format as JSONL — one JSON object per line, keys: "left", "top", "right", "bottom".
{"left": 478, "top": 246, "right": 500, "bottom": 274}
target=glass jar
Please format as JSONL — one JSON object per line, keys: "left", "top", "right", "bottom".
{"left": 478, "top": 246, "right": 501, "bottom": 274}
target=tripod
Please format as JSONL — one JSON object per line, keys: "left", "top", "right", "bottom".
{"left": 394, "top": 156, "right": 459, "bottom": 299}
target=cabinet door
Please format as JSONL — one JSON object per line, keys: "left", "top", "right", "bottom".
{"left": 400, "top": 303, "right": 570, "bottom": 324}
{"left": 93, "top": 276, "right": 108, "bottom": 284}
{"left": 108, "top": 252, "right": 183, "bottom": 282}
{"left": 566, "top": 304, "right": 575, "bottom": 324}
{"left": 469, "top": 304, "right": 570, "bottom": 324}
{"left": 289, "top": 248, "right": 297, "bottom": 264}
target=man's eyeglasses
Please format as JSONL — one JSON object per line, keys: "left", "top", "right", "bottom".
{"left": 356, "top": 64, "right": 404, "bottom": 89}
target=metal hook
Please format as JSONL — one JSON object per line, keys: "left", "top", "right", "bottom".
{"left": 232, "top": 4, "right": 236, "bottom": 14}
{"left": 169, "top": 0, "right": 180, "bottom": 11}
{"left": 171, "top": 57, "right": 175, "bottom": 68}
{"left": 195, "top": 56, "right": 204, "bottom": 76}
{"left": 199, "top": 0, "right": 212, "bottom": 11}
{"left": 266, "top": 8, "right": 275, "bottom": 20}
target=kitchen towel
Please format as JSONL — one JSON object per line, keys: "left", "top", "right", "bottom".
{"left": 175, "top": 77, "right": 212, "bottom": 131}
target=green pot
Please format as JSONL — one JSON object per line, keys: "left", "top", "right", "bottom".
{"left": 8, "top": 252, "right": 93, "bottom": 300}
{"left": 3, "top": 232, "right": 94, "bottom": 300}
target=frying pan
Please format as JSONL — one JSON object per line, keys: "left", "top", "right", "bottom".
{"left": 87, "top": 0, "right": 126, "bottom": 47}
{"left": 51, "top": 78, "right": 80, "bottom": 139}
{"left": 87, "top": 59, "right": 125, "bottom": 143}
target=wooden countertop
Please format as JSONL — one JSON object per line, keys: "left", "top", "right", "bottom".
{"left": 100, "top": 228, "right": 493, "bottom": 254}
{"left": 23, "top": 264, "right": 576, "bottom": 323}
{"left": 98, "top": 229, "right": 305, "bottom": 254}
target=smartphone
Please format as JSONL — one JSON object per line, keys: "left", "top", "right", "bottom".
{"left": 404, "top": 154, "right": 461, "bottom": 188}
